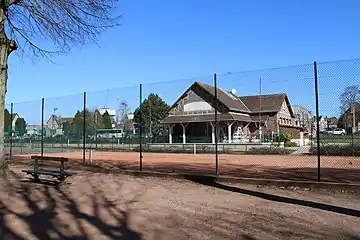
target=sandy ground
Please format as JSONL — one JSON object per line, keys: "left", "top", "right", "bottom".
{"left": 12, "top": 151, "right": 360, "bottom": 183}
{"left": 0, "top": 166, "right": 359, "bottom": 240}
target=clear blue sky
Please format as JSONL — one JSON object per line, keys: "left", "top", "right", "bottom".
{"left": 5, "top": 0, "right": 360, "bottom": 124}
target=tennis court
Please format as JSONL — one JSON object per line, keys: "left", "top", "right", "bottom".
{"left": 11, "top": 150, "right": 360, "bottom": 183}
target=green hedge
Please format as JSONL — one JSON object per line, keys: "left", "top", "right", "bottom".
{"left": 133, "top": 145, "right": 223, "bottom": 154}
{"left": 246, "top": 147, "right": 294, "bottom": 155}
{"left": 131, "top": 146, "right": 294, "bottom": 155}
{"left": 310, "top": 145, "right": 360, "bottom": 156}
{"left": 284, "top": 141, "right": 298, "bottom": 147}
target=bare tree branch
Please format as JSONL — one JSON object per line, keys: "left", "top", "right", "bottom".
{"left": 3, "top": 0, "right": 120, "bottom": 59}
{"left": 0, "top": 0, "right": 120, "bottom": 172}
{"left": 340, "top": 85, "right": 360, "bottom": 114}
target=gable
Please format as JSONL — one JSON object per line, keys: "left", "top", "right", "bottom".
{"left": 280, "top": 101, "right": 291, "bottom": 115}
{"left": 11, "top": 114, "right": 19, "bottom": 123}
{"left": 46, "top": 116, "right": 55, "bottom": 125}
{"left": 169, "top": 87, "right": 227, "bottom": 116}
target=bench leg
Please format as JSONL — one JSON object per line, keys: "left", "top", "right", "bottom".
{"left": 57, "top": 175, "right": 67, "bottom": 182}
{"left": 32, "top": 174, "right": 41, "bottom": 183}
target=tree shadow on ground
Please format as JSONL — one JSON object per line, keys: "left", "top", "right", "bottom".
{"left": 11, "top": 155, "right": 360, "bottom": 183}
{"left": 184, "top": 174, "right": 360, "bottom": 218}
{"left": 0, "top": 174, "right": 142, "bottom": 239}
{"left": 99, "top": 162, "right": 360, "bottom": 183}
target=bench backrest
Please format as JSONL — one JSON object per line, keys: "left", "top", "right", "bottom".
{"left": 31, "top": 156, "right": 69, "bottom": 162}
{"left": 31, "top": 155, "right": 69, "bottom": 171}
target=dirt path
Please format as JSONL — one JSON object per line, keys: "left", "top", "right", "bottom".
{"left": 0, "top": 166, "right": 359, "bottom": 239}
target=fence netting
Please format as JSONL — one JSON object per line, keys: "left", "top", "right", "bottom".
{"left": 5, "top": 59, "right": 360, "bottom": 183}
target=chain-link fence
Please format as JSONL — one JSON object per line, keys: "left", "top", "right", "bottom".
{"left": 316, "top": 59, "right": 360, "bottom": 182}
{"left": 5, "top": 59, "right": 360, "bottom": 183}
{"left": 216, "top": 64, "right": 316, "bottom": 180}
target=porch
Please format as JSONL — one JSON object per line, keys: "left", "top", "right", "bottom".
{"left": 167, "top": 121, "right": 259, "bottom": 144}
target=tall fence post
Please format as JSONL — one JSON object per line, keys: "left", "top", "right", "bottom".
{"left": 352, "top": 103, "right": 355, "bottom": 156}
{"left": 139, "top": 84, "right": 143, "bottom": 171}
{"left": 214, "top": 73, "right": 219, "bottom": 176}
{"left": 314, "top": 61, "right": 321, "bottom": 182}
{"left": 83, "top": 92, "right": 86, "bottom": 164}
{"left": 9, "top": 103, "right": 13, "bottom": 160}
{"left": 41, "top": 98, "right": 44, "bottom": 157}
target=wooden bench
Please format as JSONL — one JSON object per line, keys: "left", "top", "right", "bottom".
{"left": 22, "top": 156, "right": 72, "bottom": 182}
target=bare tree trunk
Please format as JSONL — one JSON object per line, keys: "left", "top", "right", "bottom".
{"left": 0, "top": 9, "right": 15, "bottom": 176}
{"left": 0, "top": 42, "right": 9, "bottom": 176}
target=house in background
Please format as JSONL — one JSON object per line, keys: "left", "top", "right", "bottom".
{"left": 338, "top": 102, "right": 360, "bottom": 134}
{"left": 161, "top": 82, "right": 306, "bottom": 146}
{"left": 26, "top": 124, "right": 41, "bottom": 136}
{"left": 10, "top": 113, "right": 19, "bottom": 133}
{"left": 292, "top": 106, "right": 312, "bottom": 132}
{"left": 312, "top": 116, "right": 327, "bottom": 134}
{"left": 326, "top": 117, "right": 338, "bottom": 130}
{"left": 46, "top": 115, "right": 74, "bottom": 136}
{"left": 125, "top": 113, "right": 136, "bottom": 135}
{"left": 97, "top": 108, "right": 117, "bottom": 128}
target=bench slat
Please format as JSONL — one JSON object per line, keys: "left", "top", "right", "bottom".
{"left": 31, "top": 156, "right": 69, "bottom": 162}
{"left": 22, "top": 169, "right": 72, "bottom": 176}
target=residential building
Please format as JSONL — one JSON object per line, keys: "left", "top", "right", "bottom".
{"left": 46, "top": 115, "right": 74, "bottom": 136}
{"left": 98, "top": 108, "right": 116, "bottom": 128}
{"left": 126, "top": 113, "right": 136, "bottom": 134}
{"left": 312, "top": 116, "right": 327, "bottom": 134}
{"left": 10, "top": 113, "right": 19, "bottom": 132}
{"left": 325, "top": 117, "right": 338, "bottom": 130}
{"left": 161, "top": 82, "right": 306, "bottom": 145}
{"left": 291, "top": 105, "right": 312, "bottom": 133}
{"left": 338, "top": 102, "right": 360, "bottom": 133}
{"left": 26, "top": 124, "right": 41, "bottom": 136}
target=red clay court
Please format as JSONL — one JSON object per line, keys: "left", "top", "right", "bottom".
{"left": 12, "top": 151, "right": 360, "bottom": 183}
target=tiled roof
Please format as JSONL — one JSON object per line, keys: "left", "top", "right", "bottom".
{"left": 196, "top": 82, "right": 251, "bottom": 113}
{"left": 239, "top": 93, "right": 289, "bottom": 113}
{"left": 164, "top": 81, "right": 295, "bottom": 123}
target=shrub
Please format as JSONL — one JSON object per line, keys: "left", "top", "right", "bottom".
{"left": 310, "top": 144, "right": 360, "bottom": 156}
{"left": 280, "top": 132, "right": 295, "bottom": 147}
{"left": 245, "top": 147, "right": 294, "bottom": 155}
{"left": 284, "top": 141, "right": 297, "bottom": 147}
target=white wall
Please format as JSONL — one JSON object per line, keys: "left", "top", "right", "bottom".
{"left": 183, "top": 101, "right": 213, "bottom": 112}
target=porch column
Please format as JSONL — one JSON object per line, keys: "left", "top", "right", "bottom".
{"left": 227, "top": 122, "right": 234, "bottom": 143}
{"left": 168, "top": 124, "right": 174, "bottom": 144}
{"left": 299, "top": 131, "right": 304, "bottom": 147}
{"left": 181, "top": 123, "right": 188, "bottom": 144}
{"left": 210, "top": 122, "right": 215, "bottom": 144}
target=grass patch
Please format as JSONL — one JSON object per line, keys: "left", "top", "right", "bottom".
{"left": 310, "top": 144, "right": 360, "bottom": 156}
{"left": 317, "top": 135, "right": 360, "bottom": 143}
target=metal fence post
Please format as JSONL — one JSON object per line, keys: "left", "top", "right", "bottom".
{"left": 83, "top": 92, "right": 86, "bottom": 164}
{"left": 41, "top": 98, "right": 44, "bottom": 157}
{"left": 352, "top": 103, "right": 355, "bottom": 156}
{"left": 214, "top": 73, "right": 219, "bottom": 176}
{"left": 139, "top": 84, "right": 143, "bottom": 171}
{"left": 9, "top": 103, "right": 13, "bottom": 160}
{"left": 314, "top": 61, "right": 321, "bottom": 182}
